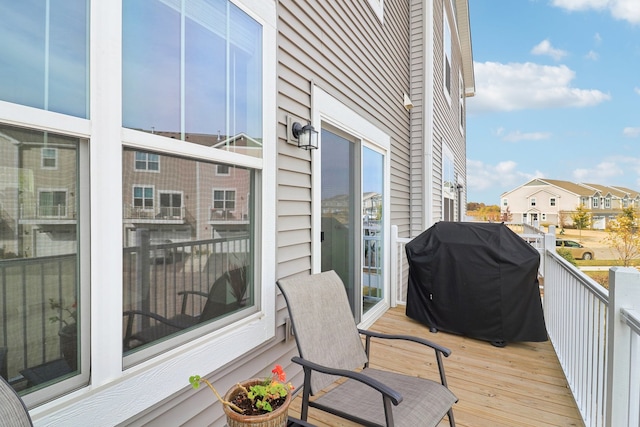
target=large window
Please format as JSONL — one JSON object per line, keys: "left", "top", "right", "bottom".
{"left": 0, "top": 124, "right": 83, "bottom": 397}
{"left": 0, "top": 0, "right": 89, "bottom": 118}
{"left": 121, "top": 0, "right": 265, "bottom": 364}
{"left": 122, "top": 0, "right": 263, "bottom": 158}
{"left": 122, "top": 150, "right": 255, "bottom": 361}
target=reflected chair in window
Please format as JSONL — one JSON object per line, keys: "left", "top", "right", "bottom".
{"left": 123, "top": 267, "right": 246, "bottom": 350}
{"left": 0, "top": 374, "right": 33, "bottom": 427}
{"left": 277, "top": 270, "right": 457, "bottom": 427}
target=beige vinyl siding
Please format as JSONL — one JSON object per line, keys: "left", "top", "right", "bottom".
{"left": 432, "top": 0, "right": 466, "bottom": 223}
{"left": 277, "top": 0, "right": 412, "bottom": 279}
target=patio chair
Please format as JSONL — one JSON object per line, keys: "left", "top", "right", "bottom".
{"left": 277, "top": 270, "right": 457, "bottom": 427}
{"left": 0, "top": 374, "right": 33, "bottom": 426}
{"left": 123, "top": 267, "right": 246, "bottom": 350}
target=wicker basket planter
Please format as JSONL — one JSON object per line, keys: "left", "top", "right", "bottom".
{"left": 223, "top": 378, "right": 291, "bottom": 427}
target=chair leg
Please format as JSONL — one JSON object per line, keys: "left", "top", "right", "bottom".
{"left": 448, "top": 408, "right": 456, "bottom": 427}
{"left": 300, "top": 366, "right": 312, "bottom": 421}
{"left": 382, "top": 396, "right": 394, "bottom": 427}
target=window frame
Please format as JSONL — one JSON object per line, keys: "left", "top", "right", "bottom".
{"left": 550, "top": 198, "right": 556, "bottom": 207}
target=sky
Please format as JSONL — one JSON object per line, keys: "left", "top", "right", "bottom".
{"left": 466, "top": 0, "right": 640, "bottom": 205}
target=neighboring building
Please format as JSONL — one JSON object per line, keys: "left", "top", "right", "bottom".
{"left": 0, "top": 0, "right": 474, "bottom": 425}
{"left": 501, "top": 178, "right": 640, "bottom": 229}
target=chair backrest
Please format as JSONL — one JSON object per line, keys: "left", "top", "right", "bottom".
{"left": 200, "top": 266, "right": 246, "bottom": 322}
{"left": 0, "top": 375, "right": 34, "bottom": 427}
{"left": 277, "top": 270, "right": 368, "bottom": 394}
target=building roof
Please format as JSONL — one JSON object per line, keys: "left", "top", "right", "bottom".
{"left": 456, "top": 0, "right": 475, "bottom": 97}
{"left": 504, "top": 178, "right": 640, "bottom": 199}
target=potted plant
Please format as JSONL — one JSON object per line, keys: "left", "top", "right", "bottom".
{"left": 48, "top": 298, "right": 77, "bottom": 370}
{"left": 189, "top": 364, "right": 293, "bottom": 427}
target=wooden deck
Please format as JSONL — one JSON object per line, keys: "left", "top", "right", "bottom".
{"left": 288, "top": 306, "right": 584, "bottom": 427}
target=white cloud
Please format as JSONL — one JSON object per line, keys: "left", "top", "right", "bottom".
{"left": 551, "top": 0, "right": 640, "bottom": 24}
{"left": 468, "top": 61, "right": 611, "bottom": 113}
{"left": 502, "top": 131, "right": 552, "bottom": 142}
{"left": 572, "top": 160, "right": 623, "bottom": 181}
{"left": 467, "top": 159, "right": 544, "bottom": 194}
{"left": 531, "top": 39, "right": 567, "bottom": 60}
{"left": 623, "top": 127, "right": 640, "bottom": 137}
{"left": 585, "top": 50, "right": 599, "bottom": 60}
{"left": 635, "top": 87, "right": 640, "bottom": 95}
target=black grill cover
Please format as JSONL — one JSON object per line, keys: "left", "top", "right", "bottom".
{"left": 405, "top": 222, "right": 547, "bottom": 343}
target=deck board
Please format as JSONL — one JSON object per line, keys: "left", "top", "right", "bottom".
{"left": 288, "top": 306, "right": 584, "bottom": 427}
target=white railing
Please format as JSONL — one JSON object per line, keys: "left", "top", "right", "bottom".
{"left": 390, "top": 225, "right": 410, "bottom": 306}
{"left": 542, "top": 229, "right": 640, "bottom": 427}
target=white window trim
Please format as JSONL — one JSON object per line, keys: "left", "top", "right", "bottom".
{"left": 27, "top": 0, "right": 277, "bottom": 424}
{"left": 311, "top": 84, "right": 391, "bottom": 329}
{"left": 132, "top": 184, "right": 155, "bottom": 211}
{"left": 367, "top": 0, "right": 384, "bottom": 23}
{"left": 212, "top": 187, "right": 237, "bottom": 211}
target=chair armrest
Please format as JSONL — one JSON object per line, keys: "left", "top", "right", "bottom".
{"left": 358, "top": 329, "right": 452, "bottom": 357}
{"left": 291, "top": 356, "right": 403, "bottom": 405}
{"left": 123, "top": 309, "right": 186, "bottom": 349}
{"left": 177, "top": 290, "right": 209, "bottom": 314}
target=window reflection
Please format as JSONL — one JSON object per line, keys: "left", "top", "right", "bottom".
{"left": 0, "top": 0, "right": 89, "bottom": 118}
{"left": 122, "top": 149, "right": 255, "bottom": 355}
{"left": 0, "top": 124, "right": 81, "bottom": 393}
{"left": 122, "top": 0, "right": 263, "bottom": 157}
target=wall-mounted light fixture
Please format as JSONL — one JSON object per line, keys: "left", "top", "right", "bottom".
{"left": 287, "top": 115, "right": 318, "bottom": 150}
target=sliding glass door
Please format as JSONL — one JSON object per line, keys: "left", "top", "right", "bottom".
{"left": 320, "top": 127, "right": 386, "bottom": 323}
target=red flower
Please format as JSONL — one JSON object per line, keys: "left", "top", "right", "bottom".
{"left": 272, "top": 364, "right": 286, "bottom": 382}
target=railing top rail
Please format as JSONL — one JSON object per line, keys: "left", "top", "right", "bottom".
{"left": 621, "top": 308, "right": 640, "bottom": 335}
{"left": 545, "top": 248, "right": 609, "bottom": 303}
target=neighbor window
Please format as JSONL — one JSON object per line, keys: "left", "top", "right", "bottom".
{"left": 0, "top": 124, "right": 83, "bottom": 398}
{"left": 530, "top": 198, "right": 536, "bottom": 207}
{"left": 550, "top": 198, "right": 556, "bottom": 207}
{"left": 0, "top": 1, "right": 89, "bottom": 118}
{"left": 592, "top": 197, "right": 599, "bottom": 208}
{"left": 135, "top": 152, "right": 160, "bottom": 171}
{"left": 42, "top": 148, "right": 58, "bottom": 169}
{"left": 39, "top": 190, "right": 68, "bottom": 217}
{"left": 133, "top": 186, "right": 154, "bottom": 211}
{"left": 502, "top": 198, "right": 508, "bottom": 206}
{"left": 122, "top": 0, "right": 263, "bottom": 158}
{"left": 605, "top": 197, "right": 611, "bottom": 209}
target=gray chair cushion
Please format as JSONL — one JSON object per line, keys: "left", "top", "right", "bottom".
{"left": 313, "top": 367, "right": 457, "bottom": 427}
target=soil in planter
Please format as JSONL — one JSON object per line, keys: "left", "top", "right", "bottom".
{"left": 229, "top": 392, "right": 287, "bottom": 416}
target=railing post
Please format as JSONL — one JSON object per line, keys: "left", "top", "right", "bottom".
{"left": 606, "top": 267, "right": 640, "bottom": 426}
{"left": 390, "top": 225, "right": 398, "bottom": 308}
{"left": 542, "top": 228, "right": 555, "bottom": 297}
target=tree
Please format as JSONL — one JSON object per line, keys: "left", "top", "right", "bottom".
{"left": 571, "top": 205, "right": 591, "bottom": 238}
{"left": 604, "top": 207, "right": 640, "bottom": 267}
